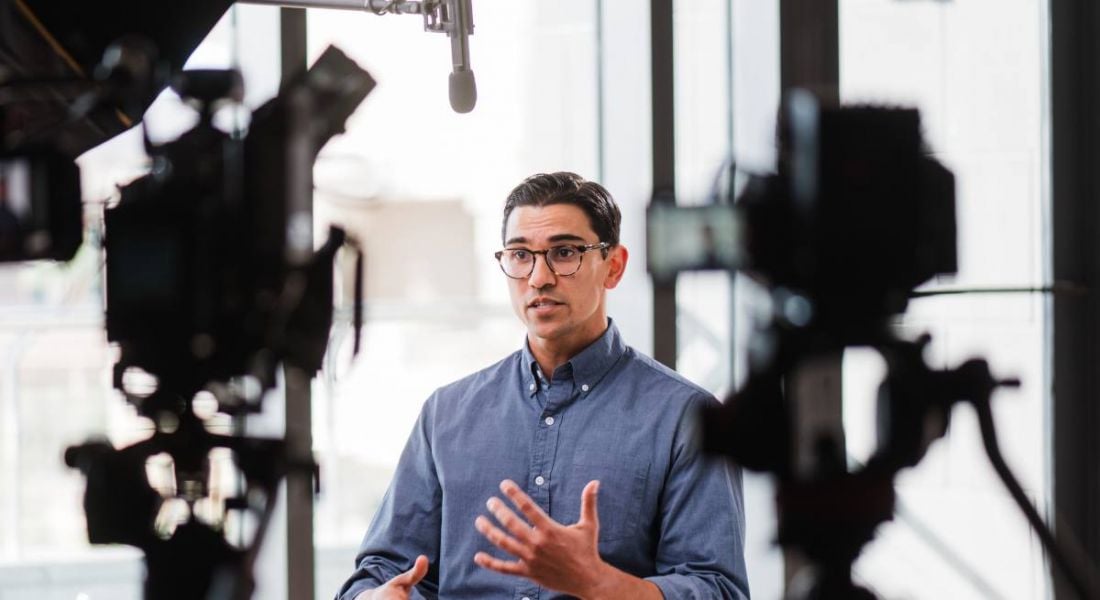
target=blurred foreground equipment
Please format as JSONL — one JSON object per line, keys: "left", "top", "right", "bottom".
{"left": 0, "top": 2, "right": 374, "bottom": 596}
{"left": 62, "top": 45, "right": 373, "bottom": 600}
{"left": 0, "top": 0, "right": 235, "bottom": 261}
{"left": 648, "top": 89, "right": 1100, "bottom": 599}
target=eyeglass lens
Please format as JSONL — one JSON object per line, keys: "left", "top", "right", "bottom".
{"left": 500, "top": 247, "right": 583, "bottom": 277}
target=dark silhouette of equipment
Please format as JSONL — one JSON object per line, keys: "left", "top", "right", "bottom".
{"left": 62, "top": 46, "right": 374, "bottom": 600}
{"left": 0, "top": 0, "right": 236, "bottom": 262}
{"left": 649, "top": 90, "right": 1100, "bottom": 599}
{"left": 1, "top": 0, "right": 235, "bottom": 154}
{"left": 0, "top": 4, "right": 375, "bottom": 596}
{"left": 0, "top": 3, "right": 378, "bottom": 597}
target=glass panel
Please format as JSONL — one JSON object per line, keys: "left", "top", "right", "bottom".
{"left": 675, "top": 0, "right": 785, "bottom": 596}
{"left": 674, "top": 0, "right": 735, "bottom": 400}
{"left": 839, "top": 1, "right": 1049, "bottom": 598}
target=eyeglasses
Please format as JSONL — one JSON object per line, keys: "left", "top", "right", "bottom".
{"left": 494, "top": 242, "right": 610, "bottom": 279}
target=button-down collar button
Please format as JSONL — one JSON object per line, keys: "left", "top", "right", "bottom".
{"left": 535, "top": 475, "right": 546, "bottom": 486}
{"left": 581, "top": 384, "right": 590, "bottom": 392}
{"left": 544, "top": 416, "right": 555, "bottom": 426}
{"left": 529, "top": 383, "right": 536, "bottom": 391}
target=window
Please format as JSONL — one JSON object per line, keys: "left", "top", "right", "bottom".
{"left": 839, "top": 1, "right": 1049, "bottom": 597}
{"left": 673, "top": 1, "right": 786, "bottom": 597}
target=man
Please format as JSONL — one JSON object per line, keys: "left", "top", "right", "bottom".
{"left": 336, "top": 172, "right": 749, "bottom": 599}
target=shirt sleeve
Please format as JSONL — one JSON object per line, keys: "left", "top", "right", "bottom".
{"left": 335, "top": 395, "right": 443, "bottom": 600}
{"left": 645, "top": 393, "right": 751, "bottom": 600}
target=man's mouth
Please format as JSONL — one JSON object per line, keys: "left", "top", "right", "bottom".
{"left": 528, "top": 298, "right": 564, "bottom": 309}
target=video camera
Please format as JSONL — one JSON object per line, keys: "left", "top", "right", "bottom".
{"left": 104, "top": 50, "right": 373, "bottom": 417}
{"left": 649, "top": 90, "right": 956, "bottom": 332}
{"left": 1, "top": 2, "right": 376, "bottom": 598}
{"left": 71, "top": 47, "right": 371, "bottom": 599}
{"left": 648, "top": 90, "right": 1097, "bottom": 598}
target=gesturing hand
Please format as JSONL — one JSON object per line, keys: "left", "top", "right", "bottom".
{"left": 354, "top": 555, "right": 429, "bottom": 600}
{"left": 473, "top": 479, "right": 609, "bottom": 598}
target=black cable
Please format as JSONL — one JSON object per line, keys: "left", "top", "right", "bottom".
{"left": 972, "top": 396, "right": 1100, "bottom": 599}
{"left": 707, "top": 157, "right": 739, "bottom": 205}
{"left": 910, "top": 282, "right": 1088, "bottom": 299}
{"left": 352, "top": 246, "right": 363, "bottom": 357}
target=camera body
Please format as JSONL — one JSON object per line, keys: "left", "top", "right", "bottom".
{"left": 105, "top": 51, "right": 373, "bottom": 416}
{"left": 67, "top": 46, "right": 375, "bottom": 600}
{"left": 648, "top": 90, "right": 972, "bottom": 598}
{"left": 648, "top": 90, "right": 956, "bottom": 336}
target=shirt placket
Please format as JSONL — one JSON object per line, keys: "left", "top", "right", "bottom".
{"left": 518, "top": 375, "right": 573, "bottom": 600}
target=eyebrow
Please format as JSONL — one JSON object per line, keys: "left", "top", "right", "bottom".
{"left": 504, "top": 233, "right": 588, "bottom": 246}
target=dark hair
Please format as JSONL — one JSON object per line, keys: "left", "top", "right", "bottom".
{"left": 501, "top": 172, "right": 621, "bottom": 252}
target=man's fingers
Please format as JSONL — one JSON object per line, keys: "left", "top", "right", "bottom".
{"left": 485, "top": 496, "right": 535, "bottom": 542}
{"left": 499, "top": 479, "right": 552, "bottom": 528}
{"left": 579, "top": 480, "right": 600, "bottom": 526}
{"left": 393, "top": 554, "right": 429, "bottom": 587}
{"left": 475, "top": 515, "right": 532, "bottom": 560}
{"left": 473, "top": 551, "right": 529, "bottom": 576}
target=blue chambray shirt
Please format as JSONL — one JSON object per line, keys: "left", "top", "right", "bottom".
{"left": 336, "top": 320, "right": 750, "bottom": 599}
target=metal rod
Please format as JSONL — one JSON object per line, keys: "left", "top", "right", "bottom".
{"left": 285, "top": 365, "right": 315, "bottom": 600}
{"left": 650, "top": 0, "right": 677, "bottom": 369}
{"left": 778, "top": 0, "right": 839, "bottom": 589}
{"left": 239, "top": 0, "right": 424, "bottom": 14}
{"left": 1051, "top": 0, "right": 1100, "bottom": 594}
{"left": 280, "top": 8, "right": 315, "bottom": 600}
{"left": 448, "top": 0, "right": 472, "bottom": 69}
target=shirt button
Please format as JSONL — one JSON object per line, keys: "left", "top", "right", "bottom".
{"left": 581, "top": 384, "right": 590, "bottom": 392}
{"left": 544, "top": 416, "right": 555, "bottom": 426}
{"left": 522, "top": 597, "right": 531, "bottom": 600}
{"left": 535, "top": 475, "right": 546, "bottom": 486}
{"left": 529, "top": 383, "right": 535, "bottom": 391}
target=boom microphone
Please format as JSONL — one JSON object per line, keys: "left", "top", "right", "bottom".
{"left": 240, "top": 0, "right": 478, "bottom": 113}
{"left": 444, "top": 0, "right": 476, "bottom": 113}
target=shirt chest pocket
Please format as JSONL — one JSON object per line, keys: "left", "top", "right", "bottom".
{"left": 553, "top": 461, "right": 650, "bottom": 543}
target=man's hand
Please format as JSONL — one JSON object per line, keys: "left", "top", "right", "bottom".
{"left": 473, "top": 479, "right": 661, "bottom": 599}
{"left": 353, "top": 555, "right": 429, "bottom": 600}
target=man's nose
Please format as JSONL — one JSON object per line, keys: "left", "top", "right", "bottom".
{"left": 528, "top": 254, "right": 556, "bottom": 288}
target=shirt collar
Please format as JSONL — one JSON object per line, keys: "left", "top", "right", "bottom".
{"left": 520, "top": 318, "right": 626, "bottom": 397}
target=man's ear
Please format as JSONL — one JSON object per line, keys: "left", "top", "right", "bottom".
{"left": 604, "top": 244, "right": 628, "bottom": 289}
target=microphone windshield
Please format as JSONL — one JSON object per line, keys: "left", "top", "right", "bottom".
{"left": 448, "top": 69, "right": 477, "bottom": 113}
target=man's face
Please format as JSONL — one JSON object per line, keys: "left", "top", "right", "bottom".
{"left": 502, "top": 203, "right": 627, "bottom": 351}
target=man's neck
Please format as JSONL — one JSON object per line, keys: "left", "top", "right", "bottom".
{"left": 528, "top": 324, "right": 608, "bottom": 381}
{"left": 532, "top": 350, "right": 567, "bottom": 383}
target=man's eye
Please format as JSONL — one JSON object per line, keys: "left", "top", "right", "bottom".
{"left": 551, "top": 247, "right": 577, "bottom": 260}
{"left": 510, "top": 250, "right": 531, "bottom": 261}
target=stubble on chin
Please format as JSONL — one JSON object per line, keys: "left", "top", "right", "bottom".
{"left": 526, "top": 315, "right": 571, "bottom": 344}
